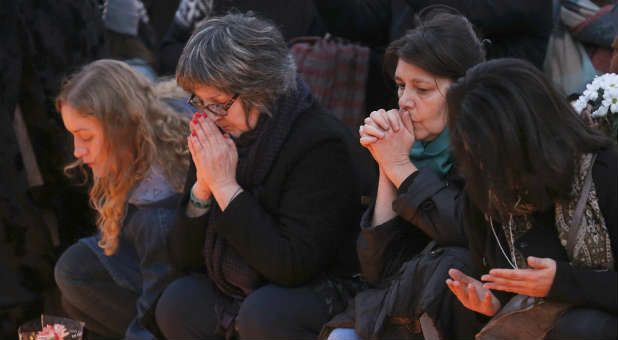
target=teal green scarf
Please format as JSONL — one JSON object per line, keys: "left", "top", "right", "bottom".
{"left": 409, "top": 127, "right": 453, "bottom": 178}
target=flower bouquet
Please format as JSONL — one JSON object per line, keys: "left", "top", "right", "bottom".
{"left": 573, "top": 73, "right": 618, "bottom": 141}
{"left": 18, "top": 315, "right": 85, "bottom": 340}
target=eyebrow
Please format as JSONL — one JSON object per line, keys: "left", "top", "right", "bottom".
{"left": 394, "top": 75, "right": 432, "bottom": 84}
{"left": 194, "top": 93, "right": 226, "bottom": 103}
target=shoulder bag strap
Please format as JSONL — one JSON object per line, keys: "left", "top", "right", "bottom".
{"left": 567, "top": 153, "right": 597, "bottom": 258}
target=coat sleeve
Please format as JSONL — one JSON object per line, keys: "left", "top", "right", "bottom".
{"left": 356, "top": 205, "right": 429, "bottom": 285}
{"left": 213, "top": 139, "right": 359, "bottom": 287}
{"left": 392, "top": 167, "right": 468, "bottom": 246}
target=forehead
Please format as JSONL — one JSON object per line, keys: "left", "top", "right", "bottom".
{"left": 192, "top": 85, "right": 228, "bottom": 100}
{"left": 60, "top": 103, "right": 101, "bottom": 132}
{"left": 395, "top": 59, "right": 436, "bottom": 82}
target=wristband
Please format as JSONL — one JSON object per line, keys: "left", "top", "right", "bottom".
{"left": 190, "top": 188, "right": 212, "bottom": 209}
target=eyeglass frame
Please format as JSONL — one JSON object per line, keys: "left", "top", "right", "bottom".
{"left": 187, "top": 93, "right": 240, "bottom": 117}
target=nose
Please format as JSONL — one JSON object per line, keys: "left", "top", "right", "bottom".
{"left": 73, "top": 139, "right": 87, "bottom": 159}
{"left": 398, "top": 89, "right": 415, "bottom": 111}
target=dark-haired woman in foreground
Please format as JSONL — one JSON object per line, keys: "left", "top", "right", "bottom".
{"left": 446, "top": 58, "right": 617, "bottom": 339}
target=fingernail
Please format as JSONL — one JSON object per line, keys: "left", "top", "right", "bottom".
{"left": 191, "top": 132, "right": 196, "bottom": 137}
{"left": 196, "top": 113, "right": 202, "bottom": 118}
{"left": 223, "top": 134, "right": 229, "bottom": 138}
{"left": 203, "top": 112, "right": 208, "bottom": 118}
{"left": 192, "top": 119, "right": 198, "bottom": 124}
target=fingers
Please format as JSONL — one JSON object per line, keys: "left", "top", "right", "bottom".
{"left": 487, "top": 268, "right": 533, "bottom": 280}
{"left": 482, "top": 274, "right": 527, "bottom": 288}
{"left": 527, "top": 256, "right": 553, "bottom": 269}
{"left": 481, "top": 291, "right": 497, "bottom": 315}
{"left": 360, "top": 124, "right": 386, "bottom": 139}
{"left": 369, "top": 109, "right": 391, "bottom": 131}
{"left": 448, "top": 268, "right": 475, "bottom": 285}
{"left": 482, "top": 282, "right": 522, "bottom": 294}
{"left": 446, "top": 278, "right": 469, "bottom": 304}
{"left": 399, "top": 108, "right": 414, "bottom": 135}
{"left": 467, "top": 282, "right": 480, "bottom": 304}
{"left": 360, "top": 136, "right": 378, "bottom": 146}
{"left": 385, "top": 109, "right": 401, "bottom": 132}
{"left": 194, "top": 114, "right": 224, "bottom": 148}
{"left": 363, "top": 117, "right": 379, "bottom": 128}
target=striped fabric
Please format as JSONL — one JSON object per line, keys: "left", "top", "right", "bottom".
{"left": 290, "top": 36, "right": 370, "bottom": 130}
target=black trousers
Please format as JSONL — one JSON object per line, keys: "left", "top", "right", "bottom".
{"left": 546, "top": 307, "right": 617, "bottom": 339}
{"left": 54, "top": 242, "right": 138, "bottom": 338}
{"left": 155, "top": 274, "right": 332, "bottom": 339}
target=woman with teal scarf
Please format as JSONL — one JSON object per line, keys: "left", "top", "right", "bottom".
{"left": 323, "top": 8, "right": 487, "bottom": 340}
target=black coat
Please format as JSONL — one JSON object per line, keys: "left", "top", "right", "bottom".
{"left": 464, "top": 147, "right": 618, "bottom": 314}
{"left": 358, "top": 166, "right": 467, "bottom": 285}
{"left": 337, "top": 165, "right": 481, "bottom": 338}
{"left": 169, "top": 102, "right": 362, "bottom": 287}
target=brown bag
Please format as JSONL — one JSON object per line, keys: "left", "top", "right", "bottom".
{"left": 476, "top": 155, "right": 597, "bottom": 339}
{"left": 475, "top": 295, "right": 570, "bottom": 339}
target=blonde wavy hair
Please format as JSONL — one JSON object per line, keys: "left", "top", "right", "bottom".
{"left": 56, "top": 59, "right": 190, "bottom": 255}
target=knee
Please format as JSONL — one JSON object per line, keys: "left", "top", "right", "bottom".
{"left": 550, "top": 308, "right": 617, "bottom": 339}
{"left": 237, "top": 285, "right": 282, "bottom": 338}
{"left": 155, "top": 276, "right": 212, "bottom": 338}
{"left": 54, "top": 242, "right": 93, "bottom": 293}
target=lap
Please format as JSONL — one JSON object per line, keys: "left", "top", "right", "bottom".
{"left": 156, "top": 273, "right": 231, "bottom": 339}
{"left": 546, "top": 307, "right": 617, "bottom": 339}
{"left": 54, "top": 241, "right": 111, "bottom": 286}
{"left": 237, "top": 284, "right": 331, "bottom": 339}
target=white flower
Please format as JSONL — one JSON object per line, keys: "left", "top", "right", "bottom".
{"left": 592, "top": 105, "right": 609, "bottom": 117}
{"left": 577, "top": 73, "right": 618, "bottom": 118}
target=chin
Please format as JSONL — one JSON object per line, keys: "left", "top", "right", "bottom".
{"left": 415, "top": 131, "right": 429, "bottom": 141}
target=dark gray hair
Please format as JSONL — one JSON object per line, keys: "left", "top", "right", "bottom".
{"left": 176, "top": 12, "right": 297, "bottom": 116}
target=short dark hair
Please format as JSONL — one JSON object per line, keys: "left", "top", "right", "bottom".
{"left": 447, "top": 58, "right": 612, "bottom": 219}
{"left": 384, "top": 7, "right": 485, "bottom": 81}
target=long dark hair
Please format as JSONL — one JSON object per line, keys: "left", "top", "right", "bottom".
{"left": 447, "top": 58, "right": 612, "bottom": 220}
{"left": 384, "top": 6, "right": 485, "bottom": 81}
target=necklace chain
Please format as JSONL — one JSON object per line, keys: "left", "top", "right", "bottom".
{"left": 488, "top": 215, "right": 519, "bottom": 270}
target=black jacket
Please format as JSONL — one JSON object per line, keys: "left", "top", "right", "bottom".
{"left": 337, "top": 165, "right": 481, "bottom": 338}
{"left": 358, "top": 166, "right": 467, "bottom": 285}
{"left": 465, "top": 147, "right": 618, "bottom": 314}
{"left": 169, "top": 102, "right": 362, "bottom": 287}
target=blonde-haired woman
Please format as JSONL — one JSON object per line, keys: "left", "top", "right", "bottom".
{"left": 54, "top": 59, "right": 190, "bottom": 338}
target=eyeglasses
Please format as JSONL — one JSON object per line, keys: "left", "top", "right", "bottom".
{"left": 187, "top": 93, "right": 239, "bottom": 117}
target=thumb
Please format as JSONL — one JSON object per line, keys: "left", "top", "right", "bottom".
{"left": 224, "top": 133, "right": 236, "bottom": 148}
{"left": 401, "top": 109, "right": 415, "bottom": 136}
{"left": 527, "top": 256, "right": 551, "bottom": 269}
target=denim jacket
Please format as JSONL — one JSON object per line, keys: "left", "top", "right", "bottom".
{"left": 80, "top": 167, "right": 181, "bottom": 339}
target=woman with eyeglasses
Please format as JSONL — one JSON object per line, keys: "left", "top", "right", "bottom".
{"left": 53, "top": 59, "right": 190, "bottom": 338}
{"left": 154, "top": 12, "right": 363, "bottom": 339}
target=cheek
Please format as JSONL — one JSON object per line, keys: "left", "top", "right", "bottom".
{"left": 91, "top": 138, "right": 106, "bottom": 161}
{"left": 419, "top": 100, "right": 448, "bottom": 131}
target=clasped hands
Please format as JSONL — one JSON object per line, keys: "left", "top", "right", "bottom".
{"left": 446, "top": 256, "right": 557, "bottom": 316}
{"left": 359, "top": 109, "right": 417, "bottom": 187}
{"left": 187, "top": 112, "right": 241, "bottom": 210}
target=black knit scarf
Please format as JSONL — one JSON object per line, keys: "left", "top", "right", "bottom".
{"left": 203, "top": 79, "right": 314, "bottom": 301}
